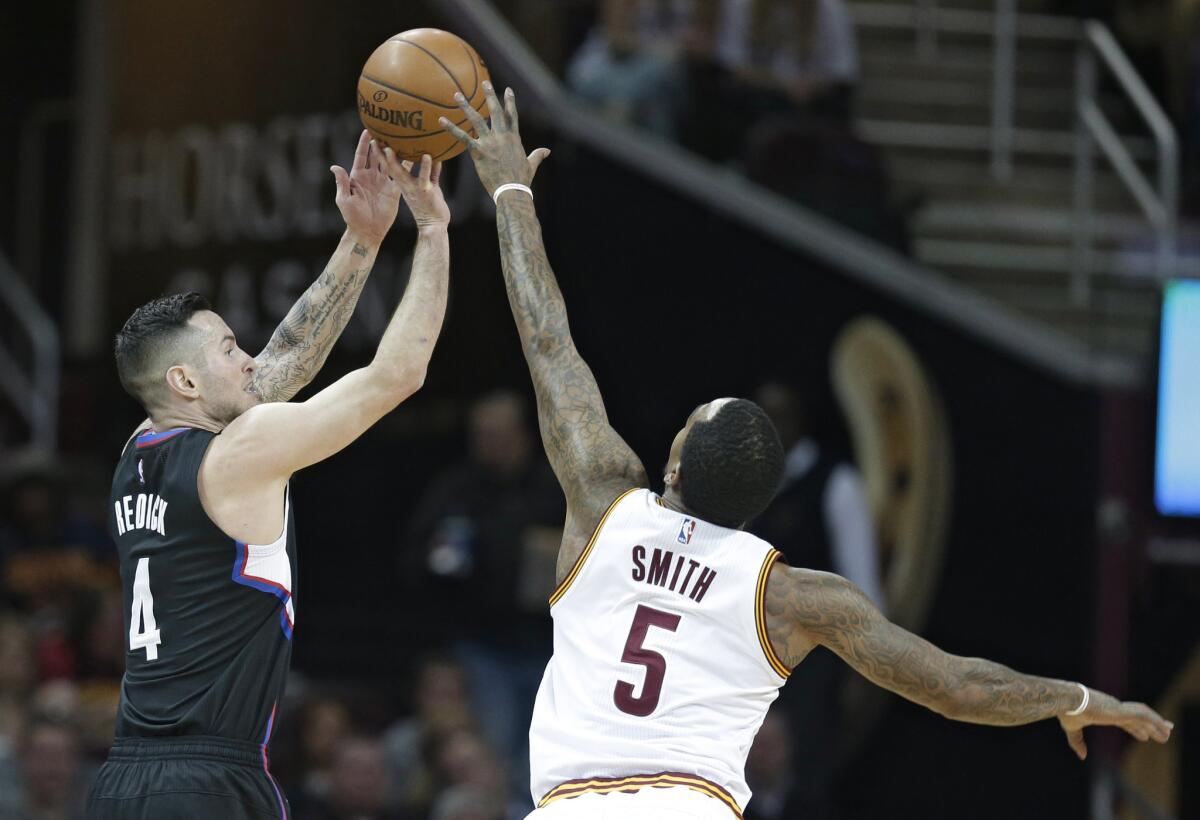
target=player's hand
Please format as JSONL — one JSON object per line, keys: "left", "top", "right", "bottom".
{"left": 1057, "top": 688, "right": 1173, "bottom": 760}
{"left": 331, "top": 130, "right": 404, "bottom": 243}
{"left": 440, "top": 81, "right": 551, "bottom": 197}
{"left": 383, "top": 150, "right": 451, "bottom": 231}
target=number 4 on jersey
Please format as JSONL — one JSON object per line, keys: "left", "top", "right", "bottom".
{"left": 129, "top": 556, "right": 162, "bottom": 661}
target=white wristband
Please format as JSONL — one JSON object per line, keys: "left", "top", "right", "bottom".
{"left": 493, "top": 183, "right": 533, "bottom": 204}
{"left": 1066, "top": 683, "right": 1090, "bottom": 716}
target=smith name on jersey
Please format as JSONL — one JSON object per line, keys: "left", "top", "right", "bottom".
{"left": 109, "top": 427, "right": 297, "bottom": 746}
{"left": 529, "top": 489, "right": 791, "bottom": 819}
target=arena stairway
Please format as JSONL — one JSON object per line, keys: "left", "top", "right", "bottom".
{"left": 848, "top": 0, "right": 1176, "bottom": 359}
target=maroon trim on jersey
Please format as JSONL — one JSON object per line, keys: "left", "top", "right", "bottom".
{"left": 548, "top": 487, "right": 640, "bottom": 607}
{"left": 539, "top": 770, "right": 742, "bottom": 818}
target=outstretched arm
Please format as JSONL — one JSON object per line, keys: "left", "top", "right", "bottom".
{"left": 251, "top": 130, "right": 405, "bottom": 403}
{"left": 764, "top": 564, "right": 1173, "bottom": 759}
{"left": 444, "top": 83, "right": 647, "bottom": 577}
{"left": 216, "top": 151, "right": 451, "bottom": 480}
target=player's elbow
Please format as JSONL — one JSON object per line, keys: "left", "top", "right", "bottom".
{"left": 392, "top": 365, "right": 427, "bottom": 399}
{"left": 370, "top": 361, "right": 427, "bottom": 402}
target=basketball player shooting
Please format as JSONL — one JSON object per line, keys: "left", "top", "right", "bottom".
{"left": 444, "top": 86, "right": 1173, "bottom": 820}
{"left": 88, "top": 134, "right": 451, "bottom": 820}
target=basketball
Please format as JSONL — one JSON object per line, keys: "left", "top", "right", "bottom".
{"left": 357, "top": 28, "right": 490, "bottom": 163}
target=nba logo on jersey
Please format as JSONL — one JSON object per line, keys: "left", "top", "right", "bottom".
{"left": 677, "top": 517, "right": 696, "bottom": 545}
{"left": 137, "top": 459, "right": 145, "bottom": 485}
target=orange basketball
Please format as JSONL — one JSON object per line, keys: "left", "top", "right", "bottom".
{"left": 357, "top": 28, "right": 490, "bottom": 163}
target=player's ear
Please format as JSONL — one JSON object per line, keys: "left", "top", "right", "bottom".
{"left": 164, "top": 364, "right": 200, "bottom": 401}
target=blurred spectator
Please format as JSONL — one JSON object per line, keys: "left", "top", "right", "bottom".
{"left": 0, "top": 454, "right": 115, "bottom": 617}
{"left": 430, "top": 729, "right": 522, "bottom": 820}
{"left": 714, "top": 0, "right": 859, "bottom": 122}
{"left": 69, "top": 588, "right": 123, "bottom": 756}
{"left": 0, "top": 716, "right": 91, "bottom": 820}
{"left": 430, "top": 785, "right": 504, "bottom": 820}
{"left": 0, "top": 616, "right": 35, "bottom": 761}
{"left": 402, "top": 390, "right": 563, "bottom": 796}
{"left": 742, "top": 117, "right": 909, "bottom": 250}
{"left": 566, "top": 0, "right": 693, "bottom": 137}
{"left": 384, "top": 654, "right": 474, "bottom": 809}
{"left": 752, "top": 381, "right": 883, "bottom": 606}
{"left": 743, "top": 712, "right": 797, "bottom": 820}
{"left": 750, "top": 380, "right": 883, "bottom": 820}
{"left": 296, "top": 735, "right": 412, "bottom": 820}
{"left": 283, "top": 695, "right": 352, "bottom": 807}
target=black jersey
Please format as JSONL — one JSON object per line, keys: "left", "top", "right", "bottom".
{"left": 109, "top": 427, "right": 296, "bottom": 744}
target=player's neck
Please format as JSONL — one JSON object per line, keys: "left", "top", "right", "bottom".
{"left": 149, "top": 409, "right": 224, "bottom": 435}
{"left": 659, "top": 488, "right": 692, "bottom": 516}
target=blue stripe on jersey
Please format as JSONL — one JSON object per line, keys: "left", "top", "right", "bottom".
{"left": 231, "top": 541, "right": 294, "bottom": 640}
{"left": 135, "top": 428, "right": 189, "bottom": 447}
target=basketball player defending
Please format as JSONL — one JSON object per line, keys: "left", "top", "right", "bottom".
{"left": 444, "top": 87, "right": 1173, "bottom": 820}
{"left": 88, "top": 133, "right": 452, "bottom": 820}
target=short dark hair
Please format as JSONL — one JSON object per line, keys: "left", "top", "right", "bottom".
{"left": 114, "top": 293, "right": 211, "bottom": 409}
{"left": 679, "top": 399, "right": 785, "bottom": 528}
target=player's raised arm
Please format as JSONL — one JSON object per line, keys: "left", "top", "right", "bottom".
{"left": 250, "top": 131, "right": 407, "bottom": 403}
{"left": 764, "top": 564, "right": 1173, "bottom": 759}
{"left": 214, "top": 150, "right": 451, "bottom": 480}
{"left": 443, "top": 83, "right": 648, "bottom": 568}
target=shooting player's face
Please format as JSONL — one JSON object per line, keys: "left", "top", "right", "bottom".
{"left": 187, "top": 311, "right": 261, "bottom": 424}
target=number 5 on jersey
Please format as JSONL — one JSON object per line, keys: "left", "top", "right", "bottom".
{"left": 129, "top": 557, "right": 162, "bottom": 661}
{"left": 614, "top": 604, "right": 681, "bottom": 717}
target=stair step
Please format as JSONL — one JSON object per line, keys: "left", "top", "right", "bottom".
{"left": 858, "top": 120, "right": 1158, "bottom": 161}
{"left": 883, "top": 155, "right": 1140, "bottom": 209}
{"left": 913, "top": 202, "right": 1152, "bottom": 244}
{"left": 860, "top": 45, "right": 1075, "bottom": 83}
{"left": 913, "top": 237, "right": 1187, "bottom": 278}
{"left": 856, "top": 78, "right": 1136, "bottom": 131}
{"left": 850, "top": 0, "right": 1061, "bottom": 15}
{"left": 852, "top": 9, "right": 1078, "bottom": 49}
{"left": 940, "top": 274, "right": 1159, "bottom": 315}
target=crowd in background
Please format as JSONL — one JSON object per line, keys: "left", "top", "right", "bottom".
{"left": 0, "top": 376, "right": 883, "bottom": 820}
{"left": 562, "top": 0, "right": 911, "bottom": 250}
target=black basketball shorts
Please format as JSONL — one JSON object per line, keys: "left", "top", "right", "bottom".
{"left": 87, "top": 736, "right": 290, "bottom": 820}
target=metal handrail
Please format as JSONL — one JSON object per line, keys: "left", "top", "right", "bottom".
{"left": 1072, "top": 20, "right": 1178, "bottom": 303}
{"left": 849, "top": 1, "right": 1080, "bottom": 180}
{"left": 0, "top": 250, "right": 60, "bottom": 450}
{"left": 852, "top": 2, "right": 1178, "bottom": 304}
{"left": 443, "top": 0, "right": 1141, "bottom": 386}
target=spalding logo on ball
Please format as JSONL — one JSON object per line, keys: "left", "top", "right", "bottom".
{"left": 357, "top": 28, "right": 491, "bottom": 163}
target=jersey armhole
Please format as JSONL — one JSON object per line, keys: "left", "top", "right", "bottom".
{"left": 548, "top": 487, "right": 640, "bottom": 608}
{"left": 755, "top": 549, "right": 792, "bottom": 680}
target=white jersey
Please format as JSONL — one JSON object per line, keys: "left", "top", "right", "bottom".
{"left": 529, "top": 489, "right": 791, "bottom": 818}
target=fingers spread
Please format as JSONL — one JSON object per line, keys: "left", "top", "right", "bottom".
{"left": 352, "top": 130, "right": 371, "bottom": 171}
{"left": 440, "top": 116, "right": 480, "bottom": 150}
{"left": 431, "top": 160, "right": 443, "bottom": 187}
{"left": 382, "top": 145, "right": 411, "bottom": 180}
{"left": 481, "top": 80, "right": 505, "bottom": 131}
{"left": 528, "top": 147, "right": 551, "bottom": 177}
{"left": 504, "top": 87, "right": 520, "bottom": 132}
{"left": 455, "top": 92, "right": 489, "bottom": 135}
{"left": 330, "top": 165, "right": 351, "bottom": 195}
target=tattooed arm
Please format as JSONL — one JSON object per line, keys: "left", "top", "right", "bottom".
{"left": 444, "top": 83, "right": 647, "bottom": 580}
{"left": 764, "top": 563, "right": 1173, "bottom": 758}
{"left": 251, "top": 130, "right": 423, "bottom": 403}
{"left": 251, "top": 232, "right": 374, "bottom": 402}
